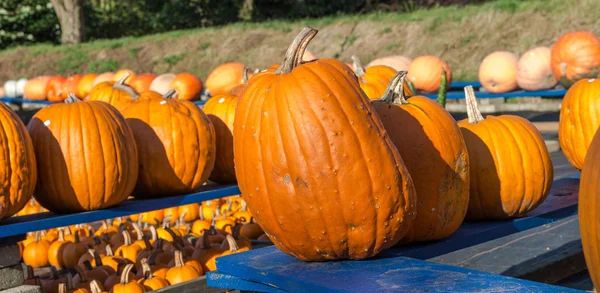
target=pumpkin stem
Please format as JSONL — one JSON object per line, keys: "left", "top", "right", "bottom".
{"left": 105, "top": 244, "right": 114, "bottom": 256}
{"left": 83, "top": 260, "right": 94, "bottom": 271}
{"left": 89, "top": 280, "right": 103, "bottom": 293}
{"left": 113, "top": 83, "right": 141, "bottom": 100}
{"left": 66, "top": 273, "right": 75, "bottom": 290}
{"left": 57, "top": 228, "right": 65, "bottom": 242}
{"left": 122, "top": 231, "right": 132, "bottom": 246}
{"left": 179, "top": 212, "right": 187, "bottom": 224}
{"left": 120, "top": 264, "right": 134, "bottom": 284}
{"left": 173, "top": 250, "right": 185, "bottom": 268}
{"left": 140, "top": 258, "right": 153, "bottom": 279}
{"left": 101, "top": 220, "right": 109, "bottom": 231}
{"left": 437, "top": 69, "right": 448, "bottom": 108}
{"left": 225, "top": 234, "right": 239, "bottom": 253}
{"left": 163, "top": 89, "right": 177, "bottom": 99}
{"left": 202, "top": 229, "right": 211, "bottom": 250}
{"left": 116, "top": 72, "right": 130, "bottom": 86}
{"left": 232, "top": 223, "right": 242, "bottom": 240}
{"left": 242, "top": 66, "right": 250, "bottom": 84}
{"left": 162, "top": 215, "right": 172, "bottom": 228}
{"left": 58, "top": 283, "right": 67, "bottom": 293}
{"left": 64, "top": 93, "right": 81, "bottom": 104}
{"left": 351, "top": 55, "right": 366, "bottom": 77}
{"left": 379, "top": 71, "right": 409, "bottom": 105}
{"left": 74, "top": 266, "right": 88, "bottom": 283}
{"left": 240, "top": 200, "right": 247, "bottom": 212}
{"left": 137, "top": 215, "right": 143, "bottom": 229}
{"left": 150, "top": 225, "right": 158, "bottom": 242}
{"left": 199, "top": 205, "right": 205, "bottom": 221}
{"left": 131, "top": 222, "right": 143, "bottom": 241}
{"left": 74, "top": 231, "right": 81, "bottom": 243}
{"left": 275, "top": 27, "right": 318, "bottom": 75}
{"left": 34, "top": 231, "right": 41, "bottom": 242}
{"left": 464, "top": 86, "right": 484, "bottom": 123}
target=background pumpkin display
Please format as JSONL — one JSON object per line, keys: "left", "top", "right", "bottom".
{"left": 367, "top": 55, "right": 412, "bottom": 71}
{"left": 479, "top": 51, "right": 519, "bottom": 93}
{"left": 407, "top": 55, "right": 452, "bottom": 93}
{"left": 149, "top": 73, "right": 176, "bottom": 95}
{"left": 516, "top": 47, "right": 558, "bottom": 91}
{"left": 351, "top": 55, "right": 397, "bottom": 100}
{"left": 88, "top": 74, "right": 138, "bottom": 112}
{"left": 205, "top": 62, "right": 249, "bottom": 96}
{"left": 202, "top": 94, "right": 237, "bottom": 184}
{"left": 46, "top": 76, "right": 67, "bottom": 103}
{"left": 27, "top": 95, "right": 138, "bottom": 213}
{"left": 24, "top": 76, "right": 51, "bottom": 101}
{"left": 551, "top": 31, "right": 600, "bottom": 87}
{"left": 76, "top": 74, "right": 99, "bottom": 99}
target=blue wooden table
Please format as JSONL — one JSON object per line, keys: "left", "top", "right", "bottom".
{"left": 207, "top": 176, "right": 585, "bottom": 293}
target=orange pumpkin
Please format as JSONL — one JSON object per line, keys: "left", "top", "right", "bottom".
{"left": 303, "top": 50, "right": 317, "bottom": 61}
{"left": 149, "top": 73, "right": 176, "bottom": 95}
{"left": 166, "top": 250, "right": 200, "bottom": 284}
{"left": 516, "top": 47, "right": 557, "bottom": 91}
{"left": 559, "top": 78, "right": 600, "bottom": 169}
{"left": 17, "top": 198, "right": 42, "bottom": 216}
{"left": 372, "top": 71, "right": 469, "bottom": 242}
{"left": 551, "top": 31, "right": 600, "bottom": 87}
{"left": 240, "top": 220, "right": 264, "bottom": 240}
{"left": 110, "top": 264, "right": 145, "bottom": 293}
{"left": 0, "top": 102, "right": 37, "bottom": 220}
{"left": 61, "top": 75, "right": 83, "bottom": 100}
{"left": 23, "top": 231, "right": 50, "bottom": 268}
{"left": 168, "top": 73, "right": 203, "bottom": 101}
{"left": 114, "top": 69, "right": 136, "bottom": 84}
{"left": 48, "top": 228, "right": 70, "bottom": 269}
{"left": 479, "top": 51, "right": 519, "bottom": 93}
{"left": 130, "top": 74, "right": 157, "bottom": 94}
{"left": 351, "top": 55, "right": 397, "bottom": 100}
{"left": 88, "top": 74, "right": 137, "bottom": 112}
{"left": 407, "top": 55, "right": 452, "bottom": 93}
{"left": 233, "top": 27, "right": 416, "bottom": 261}
{"left": 92, "top": 73, "right": 115, "bottom": 87}
{"left": 27, "top": 95, "right": 139, "bottom": 213}
{"left": 137, "top": 258, "right": 169, "bottom": 291}
{"left": 205, "top": 62, "right": 248, "bottom": 95}
{"left": 178, "top": 203, "right": 200, "bottom": 223}
{"left": 24, "top": 76, "right": 51, "bottom": 100}
{"left": 46, "top": 76, "right": 67, "bottom": 103}
{"left": 458, "top": 86, "right": 553, "bottom": 220}
{"left": 579, "top": 129, "right": 600, "bottom": 290}
{"left": 202, "top": 94, "right": 237, "bottom": 183}
{"left": 114, "top": 231, "right": 142, "bottom": 263}
{"left": 228, "top": 67, "right": 252, "bottom": 96}
{"left": 76, "top": 74, "right": 98, "bottom": 98}
{"left": 192, "top": 232, "right": 223, "bottom": 272}
{"left": 122, "top": 95, "right": 215, "bottom": 198}
{"left": 367, "top": 55, "right": 412, "bottom": 71}
{"left": 62, "top": 231, "right": 88, "bottom": 269}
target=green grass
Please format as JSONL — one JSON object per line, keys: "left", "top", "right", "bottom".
{"left": 87, "top": 58, "right": 120, "bottom": 73}
{"left": 56, "top": 50, "right": 89, "bottom": 75}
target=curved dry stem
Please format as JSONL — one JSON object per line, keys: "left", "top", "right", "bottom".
{"left": 90, "top": 280, "right": 103, "bottom": 293}
{"left": 122, "top": 231, "right": 132, "bottom": 246}
{"left": 131, "top": 222, "right": 143, "bottom": 241}
{"left": 64, "top": 93, "right": 81, "bottom": 104}
{"left": 141, "top": 258, "right": 152, "bottom": 279}
{"left": 163, "top": 89, "right": 177, "bottom": 99}
{"left": 351, "top": 55, "right": 366, "bottom": 77}
{"left": 242, "top": 66, "right": 249, "bottom": 84}
{"left": 275, "top": 27, "right": 318, "bottom": 75}
{"left": 379, "top": 71, "right": 409, "bottom": 105}
{"left": 116, "top": 72, "right": 130, "bottom": 85}
{"left": 464, "top": 86, "right": 484, "bottom": 123}
{"left": 113, "top": 83, "right": 140, "bottom": 99}
{"left": 120, "top": 264, "right": 134, "bottom": 284}
{"left": 173, "top": 250, "right": 184, "bottom": 268}
{"left": 225, "top": 234, "right": 239, "bottom": 252}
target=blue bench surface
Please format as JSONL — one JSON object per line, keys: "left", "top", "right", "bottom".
{"left": 423, "top": 88, "right": 567, "bottom": 100}
{"left": 0, "top": 184, "right": 240, "bottom": 238}
{"left": 207, "top": 177, "right": 581, "bottom": 292}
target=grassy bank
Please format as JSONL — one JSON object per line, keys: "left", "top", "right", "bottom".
{"left": 1, "top": 0, "right": 598, "bottom": 82}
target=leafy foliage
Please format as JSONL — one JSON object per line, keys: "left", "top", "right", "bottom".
{"left": 0, "top": 0, "right": 60, "bottom": 49}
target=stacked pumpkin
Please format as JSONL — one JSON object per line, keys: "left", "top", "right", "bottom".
{"left": 20, "top": 208, "right": 255, "bottom": 292}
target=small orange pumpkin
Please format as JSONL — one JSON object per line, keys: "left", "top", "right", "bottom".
{"left": 169, "top": 73, "right": 203, "bottom": 101}
{"left": 61, "top": 75, "right": 83, "bottom": 100}
{"left": 23, "top": 231, "right": 50, "bottom": 268}
{"left": 110, "top": 264, "right": 145, "bottom": 293}
{"left": 113, "top": 69, "right": 136, "bottom": 84}
{"left": 48, "top": 228, "right": 70, "bottom": 269}
{"left": 479, "top": 51, "right": 519, "bottom": 93}
{"left": 88, "top": 74, "right": 138, "bottom": 112}
{"left": 137, "top": 258, "right": 169, "bottom": 291}
{"left": 351, "top": 55, "right": 397, "bottom": 100}
{"left": 205, "top": 62, "right": 248, "bottom": 96}
{"left": 166, "top": 250, "right": 200, "bottom": 284}
{"left": 192, "top": 231, "right": 224, "bottom": 272}
{"left": 130, "top": 74, "right": 157, "bottom": 94}
{"left": 92, "top": 73, "right": 115, "bottom": 88}
{"left": 114, "top": 231, "right": 142, "bottom": 263}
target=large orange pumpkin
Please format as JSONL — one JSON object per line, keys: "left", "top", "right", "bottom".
{"left": 130, "top": 74, "right": 157, "bottom": 94}
{"left": 24, "top": 76, "right": 51, "bottom": 101}
{"left": 517, "top": 47, "right": 557, "bottom": 91}
{"left": 372, "top": 71, "right": 469, "bottom": 242}
{"left": 205, "top": 63, "right": 248, "bottom": 96}
{"left": 92, "top": 73, "right": 115, "bottom": 88}
{"left": 88, "top": 74, "right": 136, "bottom": 112}
{"left": 367, "top": 55, "right": 412, "bottom": 71}
{"left": 121, "top": 95, "right": 216, "bottom": 198}
{"left": 579, "top": 128, "right": 600, "bottom": 290}
{"left": 27, "top": 95, "right": 138, "bottom": 213}
{"left": 458, "top": 86, "right": 553, "bottom": 220}
{"left": 46, "top": 76, "right": 67, "bottom": 103}
{"left": 202, "top": 94, "right": 237, "bottom": 183}
{"left": 169, "top": 73, "right": 203, "bottom": 101}
{"left": 0, "top": 102, "right": 37, "bottom": 220}
{"left": 479, "top": 51, "right": 519, "bottom": 93}
{"left": 61, "top": 75, "right": 83, "bottom": 100}
{"left": 233, "top": 27, "right": 416, "bottom": 261}
{"left": 76, "top": 74, "right": 98, "bottom": 99}
{"left": 551, "top": 31, "right": 600, "bottom": 87}
{"left": 351, "top": 55, "right": 397, "bottom": 100}
{"left": 558, "top": 78, "right": 600, "bottom": 169}
{"left": 407, "top": 55, "right": 452, "bottom": 93}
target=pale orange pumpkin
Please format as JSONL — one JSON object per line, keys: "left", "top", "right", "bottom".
{"left": 92, "top": 73, "right": 115, "bottom": 87}
{"left": 113, "top": 69, "right": 136, "bottom": 84}
{"left": 367, "top": 55, "right": 412, "bottom": 71}
{"left": 516, "top": 47, "right": 558, "bottom": 91}
{"left": 407, "top": 55, "right": 452, "bottom": 93}
{"left": 479, "top": 51, "right": 519, "bottom": 93}
{"left": 76, "top": 74, "right": 98, "bottom": 98}
{"left": 149, "top": 74, "right": 176, "bottom": 95}
{"left": 24, "top": 76, "right": 51, "bottom": 100}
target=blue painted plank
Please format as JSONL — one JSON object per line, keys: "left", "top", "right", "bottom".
{"left": 1, "top": 97, "right": 53, "bottom": 105}
{"left": 215, "top": 249, "right": 584, "bottom": 293}
{"left": 0, "top": 184, "right": 240, "bottom": 238}
{"left": 423, "top": 88, "right": 567, "bottom": 99}
{"left": 449, "top": 81, "right": 482, "bottom": 88}
{"left": 206, "top": 271, "right": 286, "bottom": 293}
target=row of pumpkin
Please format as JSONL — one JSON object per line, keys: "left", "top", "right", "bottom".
{"left": 19, "top": 196, "right": 266, "bottom": 293}
{"left": 0, "top": 26, "right": 598, "bottom": 264}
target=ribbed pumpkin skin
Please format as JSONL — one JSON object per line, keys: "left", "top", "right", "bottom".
{"left": 479, "top": 51, "right": 518, "bottom": 93}
{"left": 234, "top": 58, "right": 416, "bottom": 261}
{"left": 88, "top": 82, "right": 133, "bottom": 112}
{"left": 202, "top": 94, "right": 237, "bottom": 184}
{"left": 373, "top": 96, "right": 469, "bottom": 242}
{"left": 0, "top": 103, "right": 37, "bottom": 220}
{"left": 459, "top": 115, "right": 553, "bottom": 220}
{"left": 579, "top": 129, "right": 600, "bottom": 290}
{"left": 551, "top": 31, "right": 600, "bottom": 87}
{"left": 27, "top": 101, "right": 138, "bottom": 213}
{"left": 517, "top": 47, "right": 557, "bottom": 91}
{"left": 559, "top": 78, "right": 600, "bottom": 170}
{"left": 358, "top": 65, "right": 397, "bottom": 100}
{"left": 122, "top": 98, "right": 216, "bottom": 198}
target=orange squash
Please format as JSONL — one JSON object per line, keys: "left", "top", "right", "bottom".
{"left": 23, "top": 231, "right": 50, "bottom": 268}
{"left": 166, "top": 250, "right": 200, "bottom": 284}
{"left": 479, "top": 51, "right": 519, "bottom": 93}
{"left": 130, "top": 74, "right": 157, "bottom": 94}
{"left": 48, "top": 228, "right": 70, "bottom": 269}
{"left": 372, "top": 71, "right": 469, "bottom": 242}
{"left": 516, "top": 47, "right": 557, "bottom": 91}
{"left": 233, "top": 27, "right": 416, "bottom": 261}
{"left": 205, "top": 62, "right": 248, "bottom": 96}
{"left": 24, "top": 76, "right": 51, "bottom": 100}
{"left": 27, "top": 95, "right": 139, "bottom": 213}
{"left": 122, "top": 94, "right": 215, "bottom": 198}
{"left": 139, "top": 210, "right": 164, "bottom": 226}
{"left": 137, "top": 258, "right": 169, "bottom": 291}
{"left": 551, "top": 31, "right": 600, "bottom": 87}
{"left": 367, "top": 55, "right": 412, "bottom": 71}
{"left": 46, "top": 76, "right": 67, "bottom": 103}
{"left": 558, "top": 78, "right": 600, "bottom": 170}
{"left": 110, "top": 264, "right": 145, "bottom": 293}
{"left": 579, "top": 129, "right": 600, "bottom": 290}
{"left": 178, "top": 203, "right": 200, "bottom": 223}
{"left": 76, "top": 74, "right": 98, "bottom": 99}
{"left": 458, "top": 86, "right": 553, "bottom": 220}
{"left": 114, "top": 231, "right": 142, "bottom": 263}
{"left": 351, "top": 55, "right": 397, "bottom": 100}
{"left": 202, "top": 93, "right": 237, "bottom": 183}
{"left": 168, "top": 73, "right": 203, "bottom": 101}
{"left": 407, "top": 55, "right": 452, "bottom": 93}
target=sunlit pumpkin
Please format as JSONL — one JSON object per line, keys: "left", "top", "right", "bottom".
{"left": 76, "top": 74, "right": 98, "bottom": 98}
{"left": 551, "top": 31, "right": 600, "bottom": 87}
{"left": 24, "top": 76, "right": 51, "bottom": 101}
{"left": 516, "top": 47, "right": 557, "bottom": 91}
{"left": 130, "top": 74, "right": 157, "bottom": 94}
{"left": 88, "top": 73, "right": 138, "bottom": 112}
{"left": 479, "top": 51, "right": 518, "bottom": 93}
{"left": 367, "top": 55, "right": 412, "bottom": 71}
{"left": 407, "top": 55, "right": 452, "bottom": 93}
{"left": 149, "top": 73, "right": 176, "bottom": 95}
{"left": 61, "top": 75, "right": 83, "bottom": 100}
{"left": 110, "top": 264, "right": 145, "bottom": 293}
{"left": 168, "top": 73, "right": 203, "bottom": 101}
{"left": 113, "top": 69, "right": 136, "bottom": 84}
{"left": 205, "top": 62, "right": 248, "bottom": 96}
{"left": 351, "top": 55, "right": 397, "bottom": 100}
{"left": 23, "top": 231, "right": 50, "bottom": 268}
{"left": 92, "top": 72, "right": 115, "bottom": 87}
{"left": 46, "top": 76, "right": 67, "bottom": 103}
{"left": 202, "top": 94, "right": 237, "bottom": 183}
